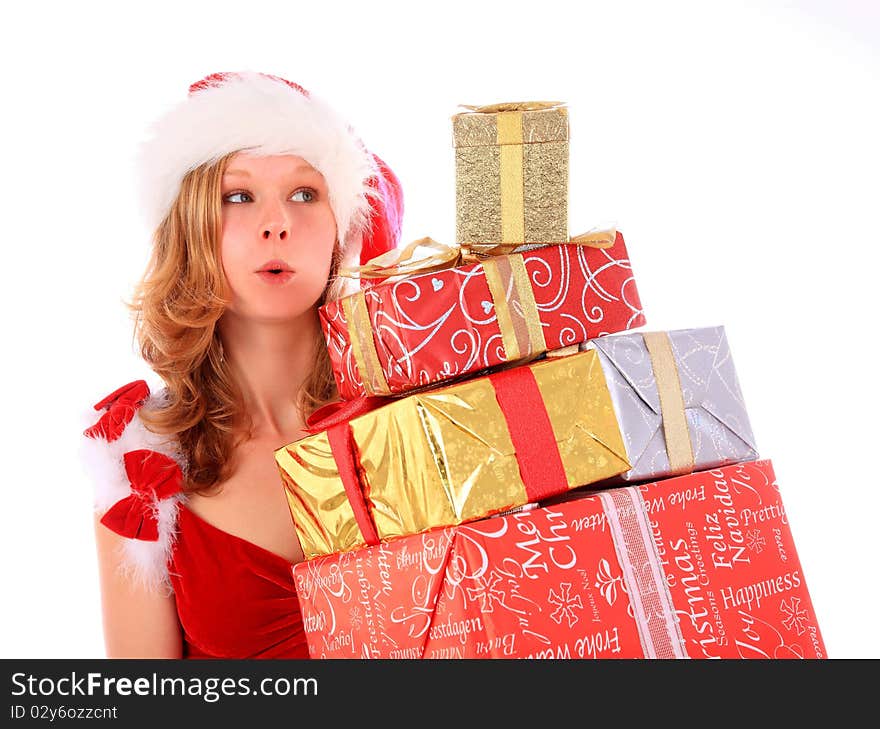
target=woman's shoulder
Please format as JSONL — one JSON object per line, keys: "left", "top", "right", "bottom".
{"left": 79, "top": 378, "right": 188, "bottom": 594}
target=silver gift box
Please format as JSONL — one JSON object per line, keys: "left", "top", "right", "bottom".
{"left": 581, "top": 325, "right": 759, "bottom": 483}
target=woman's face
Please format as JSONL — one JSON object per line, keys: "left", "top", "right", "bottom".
{"left": 218, "top": 153, "right": 337, "bottom": 322}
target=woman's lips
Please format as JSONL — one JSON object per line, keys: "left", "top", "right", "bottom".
{"left": 256, "top": 270, "right": 295, "bottom": 285}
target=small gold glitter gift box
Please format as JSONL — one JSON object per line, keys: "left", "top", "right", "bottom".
{"left": 275, "top": 350, "right": 630, "bottom": 559}
{"left": 452, "top": 101, "right": 569, "bottom": 247}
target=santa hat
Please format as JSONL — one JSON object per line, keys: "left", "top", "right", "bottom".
{"left": 137, "top": 71, "right": 403, "bottom": 265}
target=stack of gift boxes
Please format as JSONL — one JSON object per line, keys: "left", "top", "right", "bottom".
{"left": 274, "top": 101, "right": 827, "bottom": 659}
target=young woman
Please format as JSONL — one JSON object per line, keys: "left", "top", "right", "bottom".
{"left": 81, "top": 71, "right": 404, "bottom": 658}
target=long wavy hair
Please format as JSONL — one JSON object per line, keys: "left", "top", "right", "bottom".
{"left": 128, "top": 153, "right": 341, "bottom": 494}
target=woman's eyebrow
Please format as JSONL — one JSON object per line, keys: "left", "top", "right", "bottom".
{"left": 224, "top": 163, "right": 318, "bottom": 177}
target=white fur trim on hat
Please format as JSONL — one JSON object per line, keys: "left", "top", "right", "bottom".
{"left": 137, "top": 72, "right": 378, "bottom": 251}
{"left": 79, "top": 388, "right": 187, "bottom": 596}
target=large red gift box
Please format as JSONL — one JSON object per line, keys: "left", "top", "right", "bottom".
{"left": 320, "top": 233, "right": 645, "bottom": 400}
{"left": 292, "top": 459, "right": 826, "bottom": 659}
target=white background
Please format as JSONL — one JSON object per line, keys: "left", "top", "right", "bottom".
{"left": 1, "top": 0, "right": 877, "bottom": 659}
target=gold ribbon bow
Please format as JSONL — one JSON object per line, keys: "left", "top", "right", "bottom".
{"left": 340, "top": 237, "right": 492, "bottom": 280}
{"left": 340, "top": 229, "right": 618, "bottom": 281}
{"left": 457, "top": 101, "right": 565, "bottom": 114}
{"left": 337, "top": 229, "right": 619, "bottom": 397}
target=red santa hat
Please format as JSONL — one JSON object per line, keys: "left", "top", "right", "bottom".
{"left": 137, "top": 70, "right": 403, "bottom": 265}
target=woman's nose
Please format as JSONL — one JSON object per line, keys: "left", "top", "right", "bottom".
{"left": 260, "top": 199, "right": 290, "bottom": 240}
{"left": 262, "top": 224, "right": 288, "bottom": 240}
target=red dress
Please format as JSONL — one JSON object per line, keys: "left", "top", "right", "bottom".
{"left": 170, "top": 505, "right": 309, "bottom": 659}
{"left": 81, "top": 380, "right": 310, "bottom": 659}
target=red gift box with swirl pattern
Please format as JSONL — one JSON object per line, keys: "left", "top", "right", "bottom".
{"left": 292, "top": 459, "right": 826, "bottom": 659}
{"left": 319, "top": 232, "right": 645, "bottom": 400}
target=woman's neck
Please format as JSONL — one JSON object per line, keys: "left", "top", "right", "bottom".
{"left": 217, "top": 309, "right": 321, "bottom": 441}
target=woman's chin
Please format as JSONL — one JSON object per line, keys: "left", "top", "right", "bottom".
{"left": 223, "top": 305, "right": 321, "bottom": 326}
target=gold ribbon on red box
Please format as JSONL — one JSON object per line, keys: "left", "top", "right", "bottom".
{"left": 337, "top": 230, "right": 617, "bottom": 396}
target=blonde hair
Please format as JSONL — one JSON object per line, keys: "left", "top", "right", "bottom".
{"left": 128, "top": 153, "right": 340, "bottom": 494}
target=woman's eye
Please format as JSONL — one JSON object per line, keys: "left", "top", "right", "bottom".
{"left": 223, "top": 191, "right": 252, "bottom": 203}
{"left": 291, "top": 189, "right": 315, "bottom": 203}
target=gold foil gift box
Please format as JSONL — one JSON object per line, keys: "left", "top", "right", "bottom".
{"left": 275, "top": 350, "right": 631, "bottom": 559}
{"left": 452, "top": 101, "right": 570, "bottom": 247}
